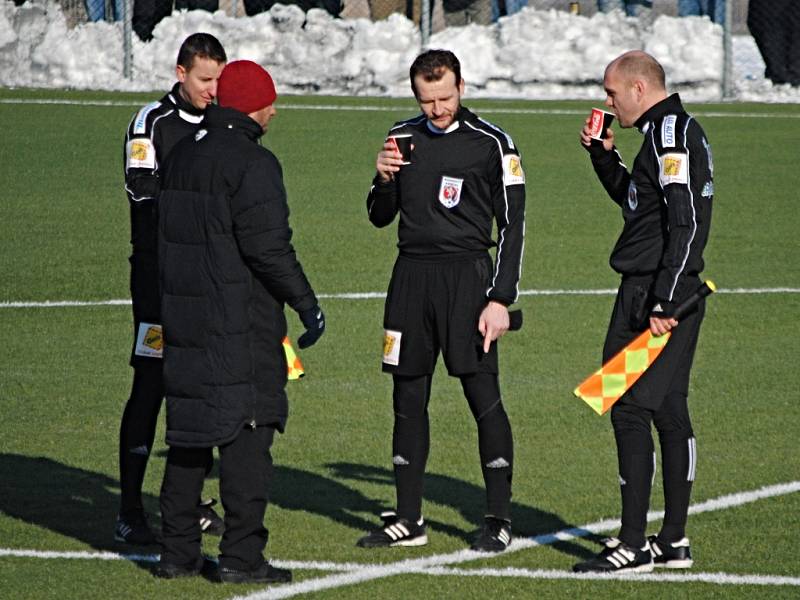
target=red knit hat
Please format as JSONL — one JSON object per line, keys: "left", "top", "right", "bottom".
{"left": 217, "top": 60, "right": 277, "bottom": 115}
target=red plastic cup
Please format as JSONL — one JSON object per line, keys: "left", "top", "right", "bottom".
{"left": 387, "top": 134, "right": 412, "bottom": 165}
{"left": 588, "top": 108, "right": 615, "bottom": 140}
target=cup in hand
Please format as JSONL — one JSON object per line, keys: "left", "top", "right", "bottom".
{"left": 588, "top": 108, "right": 614, "bottom": 140}
{"left": 387, "top": 134, "right": 413, "bottom": 165}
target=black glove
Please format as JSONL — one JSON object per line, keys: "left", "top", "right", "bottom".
{"left": 298, "top": 305, "right": 325, "bottom": 349}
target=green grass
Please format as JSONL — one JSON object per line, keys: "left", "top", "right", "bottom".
{"left": 0, "top": 89, "right": 798, "bottom": 599}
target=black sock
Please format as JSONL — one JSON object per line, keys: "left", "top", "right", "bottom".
{"left": 462, "top": 373, "right": 513, "bottom": 521}
{"left": 392, "top": 375, "right": 432, "bottom": 522}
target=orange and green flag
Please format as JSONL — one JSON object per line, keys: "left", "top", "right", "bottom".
{"left": 574, "top": 280, "right": 715, "bottom": 415}
{"left": 282, "top": 336, "right": 305, "bottom": 380}
{"left": 573, "top": 330, "right": 670, "bottom": 415}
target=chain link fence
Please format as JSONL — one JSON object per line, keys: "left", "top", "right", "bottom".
{"left": 44, "top": 0, "right": 798, "bottom": 95}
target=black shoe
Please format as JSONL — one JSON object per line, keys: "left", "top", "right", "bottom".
{"left": 648, "top": 535, "right": 693, "bottom": 569}
{"left": 356, "top": 511, "right": 428, "bottom": 548}
{"left": 114, "top": 512, "right": 158, "bottom": 546}
{"left": 471, "top": 516, "right": 512, "bottom": 552}
{"left": 573, "top": 537, "right": 654, "bottom": 573}
{"left": 198, "top": 498, "right": 224, "bottom": 536}
{"left": 218, "top": 561, "right": 292, "bottom": 584}
{"left": 153, "top": 556, "right": 217, "bottom": 579}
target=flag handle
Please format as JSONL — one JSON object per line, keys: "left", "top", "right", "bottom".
{"left": 673, "top": 280, "right": 716, "bottom": 320}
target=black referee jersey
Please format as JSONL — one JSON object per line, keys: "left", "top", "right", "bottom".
{"left": 586, "top": 94, "right": 713, "bottom": 313}
{"left": 367, "top": 106, "right": 526, "bottom": 307}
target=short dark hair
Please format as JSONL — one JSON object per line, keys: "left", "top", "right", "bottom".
{"left": 409, "top": 49, "right": 461, "bottom": 97}
{"left": 176, "top": 33, "right": 227, "bottom": 70}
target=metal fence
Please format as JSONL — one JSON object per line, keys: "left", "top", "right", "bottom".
{"left": 55, "top": 0, "right": 791, "bottom": 96}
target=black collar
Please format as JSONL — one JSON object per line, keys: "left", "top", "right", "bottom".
{"left": 167, "top": 82, "right": 205, "bottom": 118}
{"left": 635, "top": 93, "right": 684, "bottom": 132}
{"left": 204, "top": 105, "right": 265, "bottom": 141}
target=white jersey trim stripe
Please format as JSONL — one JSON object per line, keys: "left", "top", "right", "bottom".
{"left": 464, "top": 120, "right": 524, "bottom": 302}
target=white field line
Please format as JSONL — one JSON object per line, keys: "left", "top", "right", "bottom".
{"left": 1, "top": 287, "right": 799, "bottom": 309}
{"left": 0, "top": 481, "right": 796, "bottom": 592}
{"left": 229, "top": 480, "right": 800, "bottom": 600}
{"left": 2, "top": 98, "right": 800, "bottom": 119}
{"left": 415, "top": 566, "right": 800, "bottom": 587}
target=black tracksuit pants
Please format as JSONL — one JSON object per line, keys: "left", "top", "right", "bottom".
{"left": 159, "top": 426, "right": 276, "bottom": 571}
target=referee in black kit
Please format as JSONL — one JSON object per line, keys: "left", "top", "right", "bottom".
{"left": 358, "top": 49, "right": 526, "bottom": 553}
{"left": 574, "top": 51, "right": 713, "bottom": 574}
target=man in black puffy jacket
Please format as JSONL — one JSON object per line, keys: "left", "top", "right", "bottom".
{"left": 155, "top": 60, "right": 325, "bottom": 583}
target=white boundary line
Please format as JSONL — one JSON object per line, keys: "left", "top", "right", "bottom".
{"left": 1, "top": 481, "right": 797, "bottom": 594}
{"left": 414, "top": 566, "right": 800, "bottom": 586}
{"left": 1, "top": 287, "right": 799, "bottom": 309}
{"left": 2, "top": 98, "right": 800, "bottom": 119}
{"left": 232, "top": 480, "right": 800, "bottom": 599}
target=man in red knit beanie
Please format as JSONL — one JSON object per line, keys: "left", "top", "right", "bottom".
{"left": 155, "top": 59, "right": 325, "bottom": 584}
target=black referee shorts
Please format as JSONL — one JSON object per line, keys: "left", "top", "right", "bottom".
{"left": 382, "top": 252, "right": 498, "bottom": 377}
{"left": 604, "top": 274, "right": 705, "bottom": 411}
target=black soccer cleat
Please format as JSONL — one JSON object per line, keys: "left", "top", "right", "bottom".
{"left": 573, "top": 537, "right": 654, "bottom": 573}
{"left": 356, "top": 511, "right": 428, "bottom": 548}
{"left": 153, "top": 556, "right": 218, "bottom": 579}
{"left": 470, "top": 516, "right": 512, "bottom": 552}
{"left": 114, "top": 512, "right": 158, "bottom": 546}
{"left": 648, "top": 535, "right": 694, "bottom": 569}
{"left": 198, "top": 498, "right": 224, "bottom": 536}
{"left": 217, "top": 561, "right": 292, "bottom": 584}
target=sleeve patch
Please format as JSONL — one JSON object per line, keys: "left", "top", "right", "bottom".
{"left": 133, "top": 101, "right": 160, "bottom": 135}
{"left": 661, "top": 115, "right": 677, "bottom": 148}
{"left": 126, "top": 138, "right": 156, "bottom": 170}
{"left": 503, "top": 154, "right": 525, "bottom": 186}
{"left": 658, "top": 152, "right": 688, "bottom": 186}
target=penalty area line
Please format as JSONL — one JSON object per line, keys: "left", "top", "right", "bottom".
{"left": 1, "top": 287, "right": 799, "bottom": 309}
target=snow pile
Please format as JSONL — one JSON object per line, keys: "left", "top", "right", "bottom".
{"left": 1, "top": 0, "right": 798, "bottom": 102}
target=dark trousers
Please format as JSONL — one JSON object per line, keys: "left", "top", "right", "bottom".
{"left": 604, "top": 276, "right": 705, "bottom": 547}
{"left": 160, "top": 426, "right": 276, "bottom": 571}
{"left": 748, "top": 0, "right": 800, "bottom": 86}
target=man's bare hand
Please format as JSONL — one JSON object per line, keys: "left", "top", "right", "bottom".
{"left": 580, "top": 115, "right": 615, "bottom": 151}
{"left": 376, "top": 141, "right": 404, "bottom": 182}
{"left": 650, "top": 315, "right": 678, "bottom": 337}
{"left": 478, "top": 301, "right": 510, "bottom": 353}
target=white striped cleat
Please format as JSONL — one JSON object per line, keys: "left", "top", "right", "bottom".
{"left": 573, "top": 537, "right": 654, "bottom": 573}
{"left": 356, "top": 511, "right": 428, "bottom": 548}
{"left": 648, "top": 535, "right": 694, "bottom": 569}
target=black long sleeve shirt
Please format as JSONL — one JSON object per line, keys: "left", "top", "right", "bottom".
{"left": 367, "top": 106, "right": 526, "bottom": 306}
{"left": 587, "top": 94, "right": 713, "bottom": 311}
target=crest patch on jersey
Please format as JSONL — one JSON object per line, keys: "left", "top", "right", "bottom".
{"left": 383, "top": 329, "right": 402, "bottom": 366}
{"left": 195, "top": 129, "right": 208, "bottom": 141}
{"left": 438, "top": 176, "right": 464, "bottom": 209}
{"left": 134, "top": 322, "right": 163, "bottom": 358}
{"left": 126, "top": 138, "right": 156, "bottom": 170}
{"left": 627, "top": 181, "right": 639, "bottom": 211}
{"left": 503, "top": 154, "right": 525, "bottom": 186}
{"left": 658, "top": 152, "right": 688, "bottom": 186}
{"left": 661, "top": 115, "right": 677, "bottom": 148}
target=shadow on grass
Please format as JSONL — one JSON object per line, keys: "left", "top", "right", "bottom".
{"left": 0, "top": 453, "right": 155, "bottom": 570}
{"left": 0, "top": 453, "right": 386, "bottom": 556}
{"left": 327, "top": 462, "right": 599, "bottom": 560}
